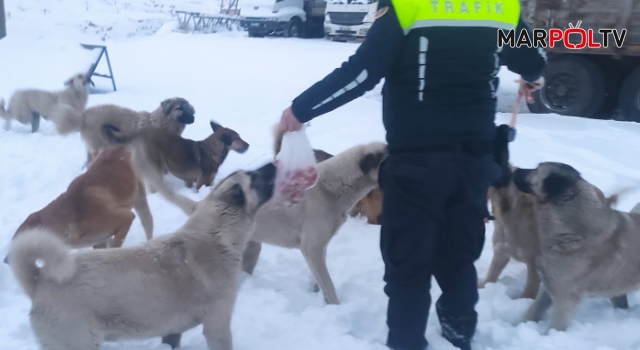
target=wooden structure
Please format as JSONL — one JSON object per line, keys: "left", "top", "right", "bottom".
{"left": 0, "top": 0, "right": 6, "bottom": 40}
{"left": 81, "top": 43, "right": 117, "bottom": 93}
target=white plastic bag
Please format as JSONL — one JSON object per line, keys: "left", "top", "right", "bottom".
{"left": 272, "top": 126, "right": 319, "bottom": 207}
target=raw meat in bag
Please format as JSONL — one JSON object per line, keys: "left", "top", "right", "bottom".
{"left": 272, "top": 126, "right": 318, "bottom": 207}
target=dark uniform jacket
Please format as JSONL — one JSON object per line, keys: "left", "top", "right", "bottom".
{"left": 291, "top": 0, "right": 547, "bottom": 152}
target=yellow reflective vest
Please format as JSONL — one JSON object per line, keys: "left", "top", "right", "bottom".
{"left": 391, "top": 0, "right": 521, "bottom": 34}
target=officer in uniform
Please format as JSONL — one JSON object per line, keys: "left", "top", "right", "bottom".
{"left": 278, "top": 1, "right": 547, "bottom": 349}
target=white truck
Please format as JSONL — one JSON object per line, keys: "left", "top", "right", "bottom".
{"left": 240, "top": 0, "right": 327, "bottom": 38}
{"left": 324, "top": 0, "right": 378, "bottom": 42}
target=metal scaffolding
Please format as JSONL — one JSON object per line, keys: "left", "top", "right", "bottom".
{"left": 0, "top": 0, "right": 6, "bottom": 40}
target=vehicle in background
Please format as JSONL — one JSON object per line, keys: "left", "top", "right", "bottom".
{"left": 239, "top": 0, "right": 327, "bottom": 38}
{"left": 1, "top": 0, "right": 6, "bottom": 40}
{"left": 324, "top": 0, "right": 377, "bottom": 42}
{"left": 521, "top": 0, "right": 640, "bottom": 122}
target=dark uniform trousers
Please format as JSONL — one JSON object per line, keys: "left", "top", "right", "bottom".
{"left": 378, "top": 142, "right": 501, "bottom": 350}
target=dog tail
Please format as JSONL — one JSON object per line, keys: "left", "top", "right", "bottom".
{"left": 604, "top": 186, "right": 637, "bottom": 208}
{"left": 8, "top": 227, "right": 76, "bottom": 299}
{"left": 48, "top": 103, "right": 83, "bottom": 135}
{"left": 102, "top": 124, "right": 131, "bottom": 144}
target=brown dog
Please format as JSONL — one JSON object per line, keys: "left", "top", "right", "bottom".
{"left": 3, "top": 145, "right": 153, "bottom": 264}
{"left": 102, "top": 120, "right": 249, "bottom": 216}
{"left": 273, "top": 127, "right": 383, "bottom": 225}
{"left": 105, "top": 120, "right": 249, "bottom": 191}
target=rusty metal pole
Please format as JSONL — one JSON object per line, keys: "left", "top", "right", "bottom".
{"left": 0, "top": 0, "right": 6, "bottom": 40}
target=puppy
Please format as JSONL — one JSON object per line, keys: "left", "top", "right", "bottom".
{"left": 272, "top": 126, "right": 383, "bottom": 225}
{"left": 0, "top": 73, "right": 93, "bottom": 134}
{"left": 8, "top": 162, "right": 276, "bottom": 350}
{"left": 3, "top": 145, "right": 153, "bottom": 264}
{"left": 242, "top": 140, "right": 387, "bottom": 305}
{"left": 514, "top": 162, "right": 640, "bottom": 332}
{"left": 79, "top": 97, "right": 196, "bottom": 166}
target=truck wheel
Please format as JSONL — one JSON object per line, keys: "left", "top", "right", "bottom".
{"left": 284, "top": 17, "right": 302, "bottom": 38}
{"left": 619, "top": 66, "right": 640, "bottom": 123}
{"left": 527, "top": 55, "right": 605, "bottom": 119}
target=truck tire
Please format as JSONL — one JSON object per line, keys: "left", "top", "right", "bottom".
{"left": 527, "top": 55, "right": 605, "bottom": 119}
{"left": 284, "top": 17, "right": 303, "bottom": 38}
{"left": 619, "top": 66, "right": 640, "bottom": 123}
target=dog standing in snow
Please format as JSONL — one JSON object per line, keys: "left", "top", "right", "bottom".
{"left": 8, "top": 162, "right": 276, "bottom": 350}
{"left": 3, "top": 145, "right": 153, "bottom": 265}
{"left": 0, "top": 73, "right": 93, "bottom": 134}
{"left": 513, "top": 162, "right": 640, "bottom": 331}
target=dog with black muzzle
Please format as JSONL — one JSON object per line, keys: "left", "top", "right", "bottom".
{"left": 78, "top": 97, "right": 196, "bottom": 167}
{"left": 480, "top": 163, "right": 622, "bottom": 300}
{"left": 512, "top": 162, "right": 640, "bottom": 332}
{"left": 8, "top": 162, "right": 276, "bottom": 350}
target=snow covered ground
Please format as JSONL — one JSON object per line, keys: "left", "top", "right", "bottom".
{"left": 3, "top": 1, "right": 640, "bottom": 350}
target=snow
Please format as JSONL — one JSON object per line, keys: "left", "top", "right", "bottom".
{"left": 2, "top": 1, "right": 640, "bottom": 350}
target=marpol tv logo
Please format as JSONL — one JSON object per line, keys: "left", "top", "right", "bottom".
{"left": 498, "top": 21, "right": 628, "bottom": 49}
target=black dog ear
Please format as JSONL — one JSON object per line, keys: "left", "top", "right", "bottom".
{"left": 210, "top": 120, "right": 222, "bottom": 132}
{"left": 221, "top": 133, "right": 233, "bottom": 146}
{"left": 359, "top": 152, "right": 384, "bottom": 174}
{"left": 543, "top": 172, "right": 575, "bottom": 200}
{"left": 229, "top": 183, "right": 246, "bottom": 207}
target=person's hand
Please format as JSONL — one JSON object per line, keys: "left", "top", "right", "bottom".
{"left": 279, "top": 106, "right": 303, "bottom": 132}
{"left": 517, "top": 76, "right": 545, "bottom": 104}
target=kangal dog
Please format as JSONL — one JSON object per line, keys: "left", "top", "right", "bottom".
{"left": 8, "top": 162, "right": 276, "bottom": 350}
{"left": 513, "top": 162, "right": 640, "bottom": 332}
{"left": 243, "top": 137, "right": 387, "bottom": 304}
{"left": 79, "top": 97, "right": 196, "bottom": 166}
{"left": 480, "top": 165, "right": 624, "bottom": 303}
{"left": 0, "top": 73, "right": 93, "bottom": 134}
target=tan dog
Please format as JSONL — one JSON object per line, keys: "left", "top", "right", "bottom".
{"left": 480, "top": 165, "right": 626, "bottom": 301}
{"left": 513, "top": 162, "right": 639, "bottom": 332}
{"left": 79, "top": 97, "right": 196, "bottom": 166}
{"left": 0, "top": 73, "right": 93, "bottom": 134}
{"left": 273, "top": 126, "right": 383, "bottom": 225}
{"left": 7, "top": 162, "right": 276, "bottom": 350}
{"left": 242, "top": 137, "right": 387, "bottom": 305}
{"left": 3, "top": 145, "right": 153, "bottom": 264}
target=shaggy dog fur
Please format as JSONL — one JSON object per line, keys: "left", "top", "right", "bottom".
{"left": 513, "top": 162, "right": 640, "bottom": 332}
{"left": 79, "top": 97, "right": 196, "bottom": 166}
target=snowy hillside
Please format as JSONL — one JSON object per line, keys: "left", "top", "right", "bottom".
{"left": 3, "top": 1, "right": 640, "bottom": 350}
